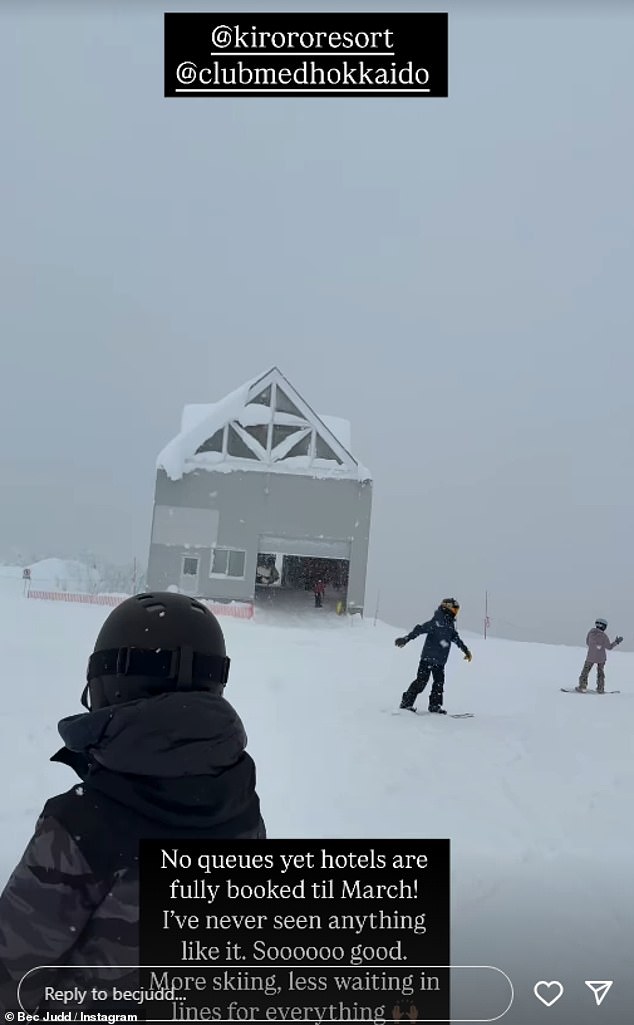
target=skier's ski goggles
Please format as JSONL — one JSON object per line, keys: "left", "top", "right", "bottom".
{"left": 442, "top": 600, "right": 460, "bottom": 614}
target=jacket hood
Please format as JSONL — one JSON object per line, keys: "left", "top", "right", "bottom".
{"left": 50, "top": 691, "right": 260, "bottom": 830}
{"left": 55, "top": 690, "right": 247, "bottom": 776}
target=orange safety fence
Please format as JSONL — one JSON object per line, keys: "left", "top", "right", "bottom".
{"left": 26, "top": 589, "right": 255, "bottom": 619}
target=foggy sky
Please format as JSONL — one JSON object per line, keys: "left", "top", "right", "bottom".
{"left": 2, "top": 0, "right": 633, "bottom": 647}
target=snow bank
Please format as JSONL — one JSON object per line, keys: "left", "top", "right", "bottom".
{"left": 0, "top": 558, "right": 101, "bottom": 593}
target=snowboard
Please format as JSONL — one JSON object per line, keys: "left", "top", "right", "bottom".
{"left": 560, "top": 688, "right": 620, "bottom": 694}
{"left": 391, "top": 709, "right": 475, "bottom": 719}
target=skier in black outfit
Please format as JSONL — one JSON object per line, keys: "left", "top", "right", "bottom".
{"left": 396, "top": 598, "right": 472, "bottom": 714}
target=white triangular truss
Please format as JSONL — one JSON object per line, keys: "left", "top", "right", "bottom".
{"left": 158, "top": 367, "right": 371, "bottom": 482}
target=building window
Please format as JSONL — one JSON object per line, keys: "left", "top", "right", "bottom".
{"left": 210, "top": 547, "right": 246, "bottom": 578}
{"left": 272, "top": 423, "right": 300, "bottom": 449}
{"left": 280, "top": 433, "right": 311, "bottom": 459}
{"left": 227, "top": 425, "right": 259, "bottom": 459}
{"left": 274, "top": 386, "right": 304, "bottom": 419}
{"left": 243, "top": 423, "right": 269, "bottom": 450}
{"left": 250, "top": 384, "right": 272, "bottom": 407}
{"left": 196, "top": 429, "right": 224, "bottom": 454}
{"left": 315, "top": 433, "right": 343, "bottom": 464}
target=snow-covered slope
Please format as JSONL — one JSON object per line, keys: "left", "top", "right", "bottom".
{"left": 0, "top": 558, "right": 100, "bottom": 593}
{"left": 0, "top": 590, "right": 632, "bottom": 1024}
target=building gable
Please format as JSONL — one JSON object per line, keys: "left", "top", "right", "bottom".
{"left": 157, "top": 367, "right": 371, "bottom": 483}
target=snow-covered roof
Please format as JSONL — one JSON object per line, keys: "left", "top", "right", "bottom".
{"left": 319, "top": 415, "right": 352, "bottom": 454}
{"left": 157, "top": 367, "right": 371, "bottom": 483}
{"left": 180, "top": 404, "right": 215, "bottom": 434}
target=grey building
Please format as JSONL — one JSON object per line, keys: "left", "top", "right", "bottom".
{"left": 146, "top": 367, "right": 373, "bottom": 614}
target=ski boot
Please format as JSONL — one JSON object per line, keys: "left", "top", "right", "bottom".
{"left": 400, "top": 693, "right": 416, "bottom": 712}
{"left": 428, "top": 706, "right": 447, "bottom": 715}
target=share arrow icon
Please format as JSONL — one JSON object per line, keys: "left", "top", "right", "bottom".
{"left": 585, "top": 980, "right": 613, "bottom": 1006}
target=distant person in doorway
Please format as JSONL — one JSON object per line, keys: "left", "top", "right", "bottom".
{"left": 256, "top": 563, "right": 272, "bottom": 585}
{"left": 576, "top": 618, "right": 622, "bottom": 693}
{"left": 313, "top": 579, "right": 326, "bottom": 608}
{"left": 256, "top": 562, "right": 279, "bottom": 587}
{"left": 395, "top": 599, "right": 472, "bottom": 714}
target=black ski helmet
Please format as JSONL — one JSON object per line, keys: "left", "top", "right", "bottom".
{"left": 83, "top": 592, "right": 230, "bottom": 710}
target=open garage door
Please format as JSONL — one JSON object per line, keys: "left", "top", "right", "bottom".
{"left": 258, "top": 535, "right": 350, "bottom": 560}
{"left": 255, "top": 536, "right": 350, "bottom": 615}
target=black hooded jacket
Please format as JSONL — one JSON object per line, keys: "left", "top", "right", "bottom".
{"left": 403, "top": 606, "right": 471, "bottom": 666}
{"left": 51, "top": 689, "right": 264, "bottom": 836}
{"left": 0, "top": 691, "right": 265, "bottom": 1009}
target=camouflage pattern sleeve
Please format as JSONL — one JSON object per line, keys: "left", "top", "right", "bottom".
{"left": 0, "top": 813, "right": 109, "bottom": 1009}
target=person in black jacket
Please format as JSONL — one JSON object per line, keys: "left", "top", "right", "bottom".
{"left": 0, "top": 592, "right": 265, "bottom": 1012}
{"left": 395, "top": 598, "right": 472, "bottom": 714}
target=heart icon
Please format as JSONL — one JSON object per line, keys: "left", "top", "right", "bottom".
{"left": 534, "top": 981, "right": 564, "bottom": 1007}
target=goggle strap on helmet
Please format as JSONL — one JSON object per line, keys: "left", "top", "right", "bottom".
{"left": 87, "top": 646, "right": 231, "bottom": 689}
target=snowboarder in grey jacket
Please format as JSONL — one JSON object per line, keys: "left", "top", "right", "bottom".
{"left": 396, "top": 599, "right": 472, "bottom": 714}
{"left": 0, "top": 593, "right": 265, "bottom": 1013}
{"left": 576, "top": 618, "right": 622, "bottom": 692}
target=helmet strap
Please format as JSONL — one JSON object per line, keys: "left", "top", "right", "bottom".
{"left": 87, "top": 646, "right": 230, "bottom": 688}
{"left": 175, "top": 645, "right": 194, "bottom": 687}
